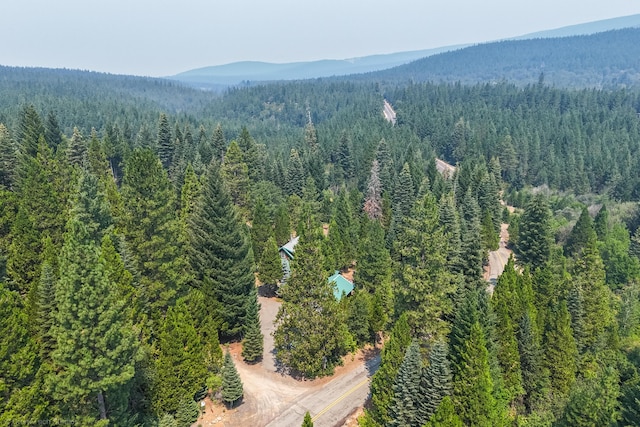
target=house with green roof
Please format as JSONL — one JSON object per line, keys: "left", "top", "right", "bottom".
{"left": 328, "top": 271, "right": 354, "bottom": 301}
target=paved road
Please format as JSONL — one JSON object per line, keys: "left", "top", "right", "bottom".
{"left": 266, "top": 355, "right": 380, "bottom": 427}
{"left": 383, "top": 99, "right": 397, "bottom": 124}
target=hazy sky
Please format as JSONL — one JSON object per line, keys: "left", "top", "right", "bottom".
{"left": 2, "top": 0, "right": 640, "bottom": 77}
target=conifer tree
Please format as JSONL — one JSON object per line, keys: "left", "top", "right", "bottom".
{"left": 328, "top": 189, "right": 358, "bottom": 268}
{"left": 557, "top": 367, "right": 620, "bottom": 427}
{"left": 251, "top": 197, "right": 272, "bottom": 264}
{"left": 51, "top": 172, "right": 138, "bottom": 423}
{"left": 222, "top": 351, "right": 243, "bottom": 408}
{"left": 388, "top": 339, "right": 422, "bottom": 427}
{"left": 543, "top": 301, "right": 577, "bottom": 397}
{"left": 416, "top": 340, "right": 453, "bottom": 425}
{"left": 394, "top": 193, "right": 456, "bottom": 339}
{"left": 157, "top": 113, "right": 173, "bottom": 170}
{"left": 285, "top": 148, "right": 305, "bottom": 196}
{"left": 17, "top": 105, "right": 45, "bottom": 158}
{"left": 120, "top": 149, "right": 187, "bottom": 328}
{"left": 67, "top": 127, "right": 87, "bottom": 167}
{"left": 273, "top": 230, "right": 352, "bottom": 377}
{"left": 302, "top": 411, "right": 314, "bottom": 427}
{"left": 174, "top": 397, "right": 199, "bottom": 426}
{"left": 458, "top": 189, "right": 484, "bottom": 283}
{"left": 517, "top": 194, "right": 552, "bottom": 270}
{"left": 44, "top": 111, "right": 62, "bottom": 151}
{"left": 517, "top": 311, "right": 547, "bottom": 412}
{"left": 355, "top": 219, "right": 393, "bottom": 333}
{"left": 593, "top": 203, "right": 609, "bottom": 240}
{"left": 154, "top": 301, "right": 206, "bottom": 414}
{"left": 426, "top": 396, "right": 463, "bottom": 427}
{"left": 393, "top": 163, "right": 414, "bottom": 221}
{"left": 237, "top": 126, "right": 261, "bottom": 182}
{"left": 565, "top": 206, "right": 596, "bottom": 257}
{"left": 337, "top": 131, "right": 354, "bottom": 181}
{"left": 259, "top": 236, "right": 282, "bottom": 295}
{"left": 242, "top": 287, "right": 264, "bottom": 363}
{"left": 211, "top": 123, "right": 226, "bottom": 162}
{"left": 188, "top": 160, "right": 254, "bottom": 338}
{"left": 452, "top": 322, "right": 503, "bottom": 427}
{"left": 221, "top": 141, "right": 251, "bottom": 211}
{"left": 368, "top": 314, "right": 411, "bottom": 425}
{"left": 0, "top": 124, "right": 18, "bottom": 189}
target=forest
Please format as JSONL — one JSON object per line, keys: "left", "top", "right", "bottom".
{"left": 2, "top": 56, "right": 640, "bottom": 427}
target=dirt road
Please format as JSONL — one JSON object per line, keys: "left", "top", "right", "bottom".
{"left": 223, "top": 297, "right": 379, "bottom": 427}
{"left": 487, "top": 223, "right": 513, "bottom": 293}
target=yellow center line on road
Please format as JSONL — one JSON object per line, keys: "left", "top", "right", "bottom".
{"left": 311, "top": 377, "right": 370, "bottom": 423}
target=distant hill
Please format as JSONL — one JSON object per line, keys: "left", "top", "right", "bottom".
{"left": 169, "top": 14, "right": 640, "bottom": 88}
{"left": 167, "top": 45, "right": 468, "bottom": 89}
{"left": 367, "top": 27, "right": 640, "bottom": 88}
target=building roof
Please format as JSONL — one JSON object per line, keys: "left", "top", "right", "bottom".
{"left": 279, "top": 235, "right": 299, "bottom": 259}
{"left": 328, "top": 271, "right": 354, "bottom": 301}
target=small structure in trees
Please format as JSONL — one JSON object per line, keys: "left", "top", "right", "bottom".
{"left": 328, "top": 271, "right": 354, "bottom": 301}
{"left": 279, "top": 235, "right": 299, "bottom": 282}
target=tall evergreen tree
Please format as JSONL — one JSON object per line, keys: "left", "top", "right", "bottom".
{"left": 543, "top": 301, "right": 577, "bottom": 397}
{"left": 517, "top": 194, "right": 552, "bottom": 270}
{"left": 565, "top": 206, "right": 596, "bottom": 257}
{"left": 211, "top": 123, "right": 226, "bottom": 163}
{"left": 452, "top": 322, "right": 504, "bottom": 427}
{"left": 250, "top": 197, "right": 272, "bottom": 265}
{"left": 188, "top": 161, "right": 254, "bottom": 338}
{"left": 221, "top": 351, "right": 243, "bottom": 408}
{"left": 242, "top": 287, "right": 264, "bottom": 363}
{"left": 285, "top": 148, "right": 305, "bottom": 197}
{"left": 426, "top": 396, "right": 463, "bottom": 427}
{"left": 221, "top": 141, "right": 251, "bottom": 211}
{"left": 258, "top": 236, "right": 282, "bottom": 295}
{"left": 273, "top": 230, "right": 352, "bottom": 377}
{"left": 388, "top": 339, "right": 422, "bottom": 427}
{"left": 157, "top": 113, "right": 173, "bottom": 170}
{"left": 368, "top": 314, "right": 411, "bottom": 425}
{"left": 363, "top": 159, "right": 383, "bottom": 221}
{"left": 51, "top": 172, "right": 138, "bottom": 423}
{"left": 416, "top": 340, "right": 453, "bottom": 425}
{"left": 67, "top": 127, "right": 87, "bottom": 167}
{"left": 0, "top": 124, "right": 18, "bottom": 189}
{"left": 153, "top": 301, "right": 206, "bottom": 414}
{"left": 120, "top": 149, "right": 187, "bottom": 329}
{"left": 237, "top": 126, "right": 261, "bottom": 182}
{"left": 394, "top": 193, "right": 456, "bottom": 339}
{"left": 17, "top": 105, "right": 45, "bottom": 158}
{"left": 44, "top": 111, "right": 63, "bottom": 151}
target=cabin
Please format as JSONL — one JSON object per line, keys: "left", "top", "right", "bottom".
{"left": 328, "top": 271, "right": 354, "bottom": 301}
{"left": 279, "top": 236, "right": 299, "bottom": 282}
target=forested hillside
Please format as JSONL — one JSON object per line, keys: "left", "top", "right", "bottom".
{"left": 360, "top": 28, "right": 640, "bottom": 88}
{"left": 2, "top": 61, "right": 640, "bottom": 426}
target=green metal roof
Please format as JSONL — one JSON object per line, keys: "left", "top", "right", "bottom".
{"left": 328, "top": 271, "right": 354, "bottom": 300}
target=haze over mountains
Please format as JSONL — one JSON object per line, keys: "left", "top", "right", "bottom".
{"left": 168, "top": 14, "right": 640, "bottom": 89}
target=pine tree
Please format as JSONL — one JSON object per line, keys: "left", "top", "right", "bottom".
{"left": 565, "top": 206, "right": 596, "bottom": 257}
{"left": 285, "top": 148, "right": 305, "bottom": 196}
{"left": 17, "top": 105, "right": 45, "bottom": 158}
{"left": 44, "top": 111, "right": 62, "bottom": 151}
{"left": 0, "top": 123, "right": 18, "bottom": 189}
{"left": 337, "top": 131, "right": 354, "bottom": 181}
{"left": 394, "top": 193, "right": 456, "bottom": 340}
{"left": 558, "top": 367, "right": 620, "bottom": 427}
{"left": 273, "top": 230, "right": 352, "bottom": 377}
{"left": 154, "top": 301, "right": 207, "bottom": 414}
{"left": 543, "top": 301, "right": 577, "bottom": 397}
{"left": 393, "top": 163, "right": 414, "bottom": 221}
{"left": 517, "top": 311, "right": 547, "bottom": 412}
{"left": 452, "top": 322, "right": 503, "bottom": 427}
{"left": 188, "top": 161, "right": 254, "bottom": 338}
{"left": 221, "top": 141, "right": 251, "bottom": 211}
{"left": 426, "top": 396, "right": 463, "bottom": 427}
{"left": 517, "top": 194, "right": 552, "bottom": 270}
{"left": 368, "top": 314, "right": 411, "bottom": 425}
{"left": 242, "top": 287, "right": 264, "bottom": 363}
{"left": 458, "top": 189, "right": 484, "bottom": 283}
{"left": 211, "top": 123, "right": 226, "bottom": 163}
{"left": 157, "top": 113, "right": 173, "bottom": 170}
{"left": 174, "top": 397, "right": 199, "bottom": 426}
{"left": 251, "top": 197, "right": 272, "bottom": 264}
{"left": 328, "top": 189, "right": 358, "bottom": 268}
{"left": 388, "top": 339, "right": 422, "bottom": 427}
{"left": 302, "top": 411, "right": 314, "bottom": 427}
{"left": 259, "top": 236, "right": 282, "bottom": 295}
{"left": 355, "top": 219, "right": 393, "bottom": 333}
{"left": 237, "top": 126, "right": 261, "bottom": 182}
{"left": 416, "top": 340, "right": 453, "bottom": 425}
{"left": 222, "top": 351, "right": 243, "bottom": 407}
{"left": 67, "top": 127, "right": 87, "bottom": 167}
{"left": 120, "top": 149, "right": 187, "bottom": 329}
{"left": 593, "top": 203, "right": 609, "bottom": 240}
{"left": 51, "top": 172, "right": 138, "bottom": 423}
